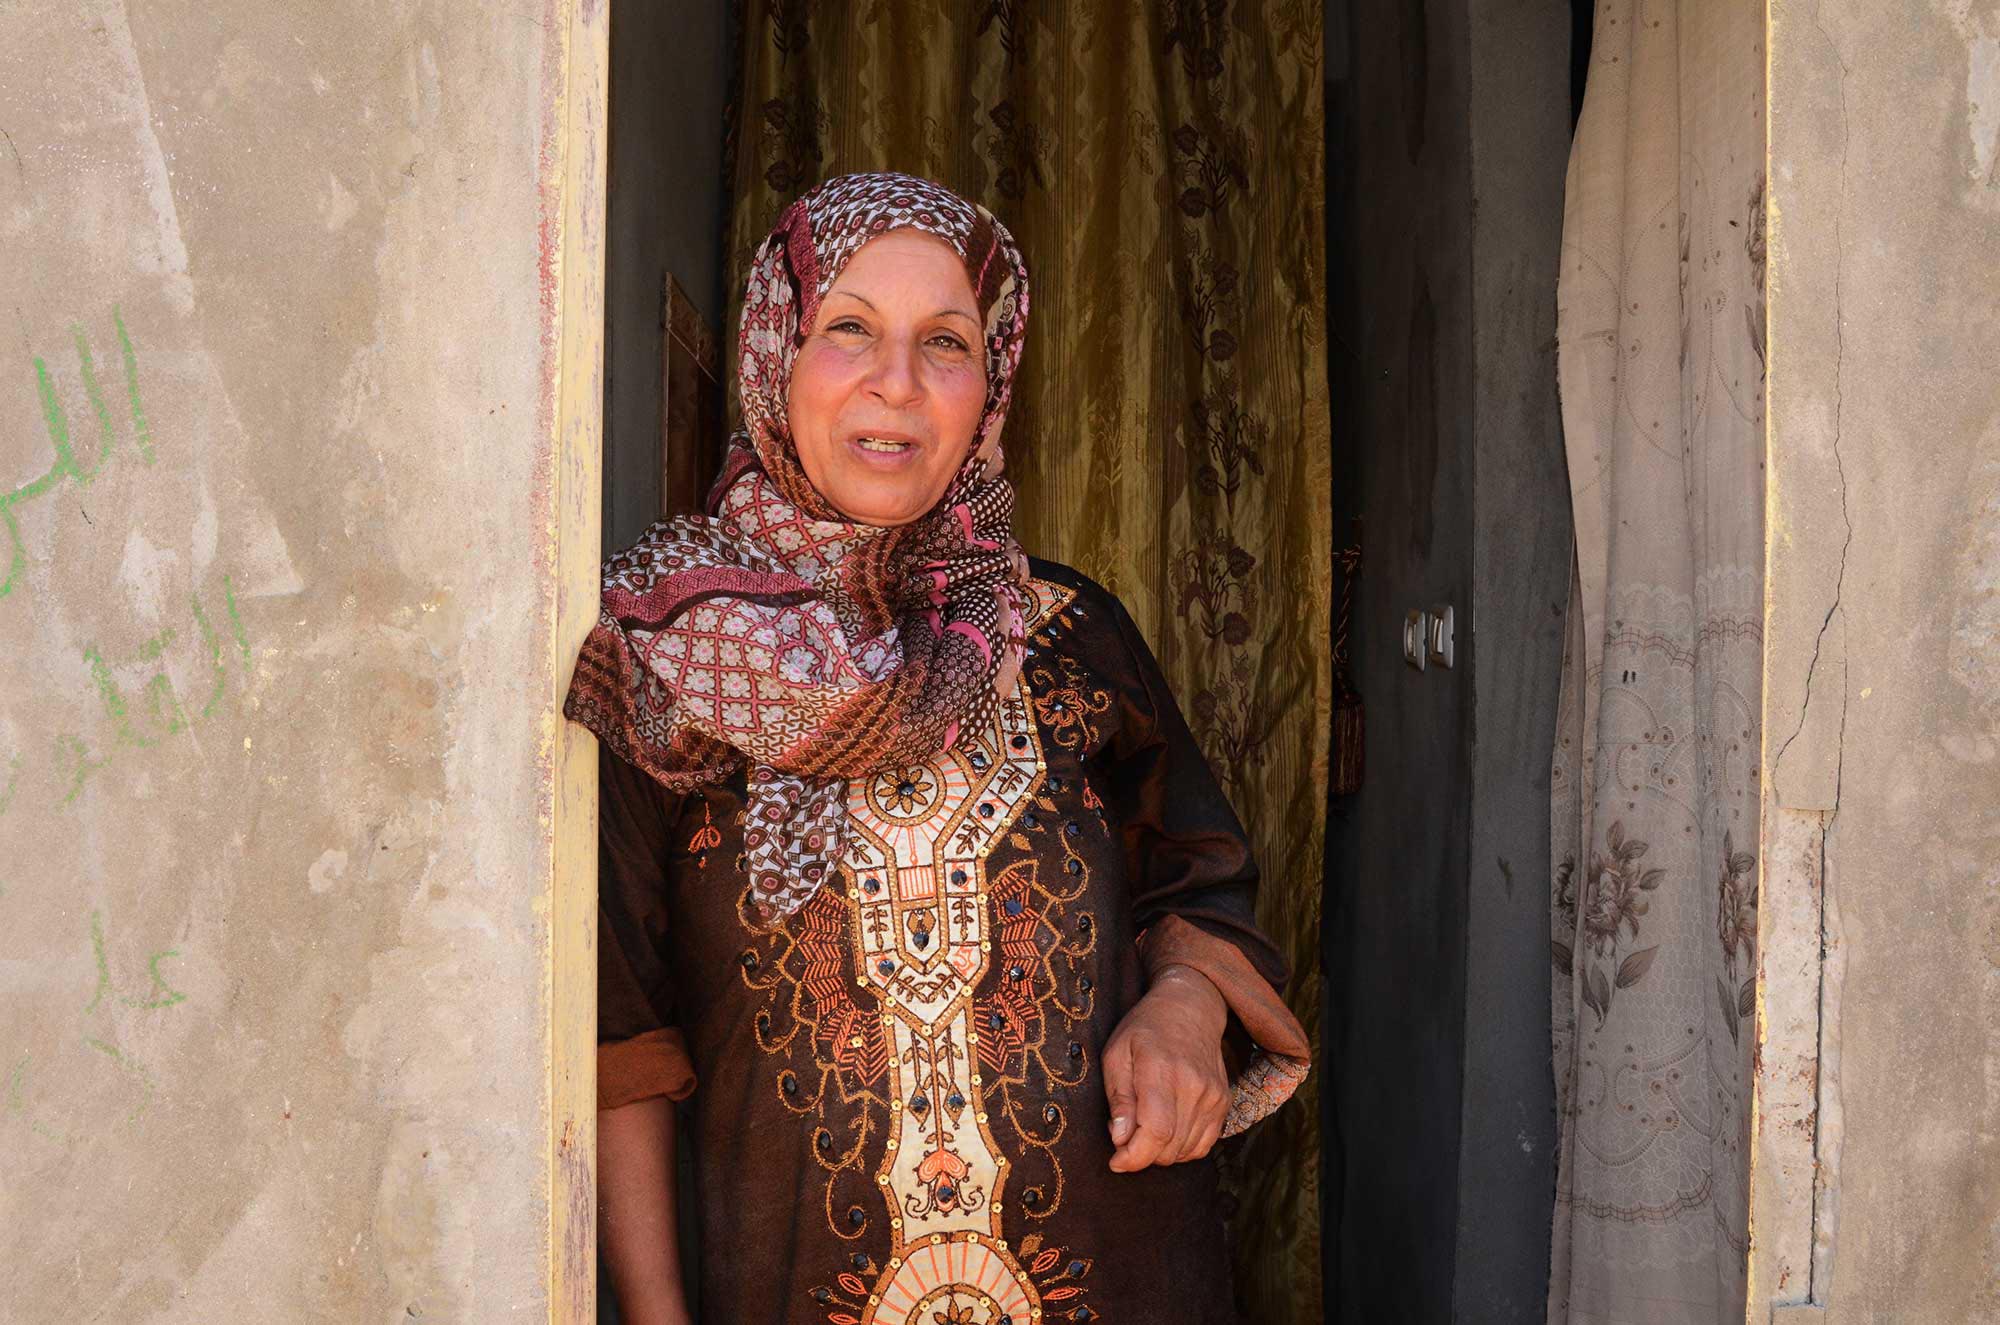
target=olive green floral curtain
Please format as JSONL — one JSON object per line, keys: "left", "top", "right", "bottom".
{"left": 722, "top": 4, "right": 1332, "bottom": 1320}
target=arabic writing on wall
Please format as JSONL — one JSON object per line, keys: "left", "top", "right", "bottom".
{"left": 6, "top": 909, "right": 189, "bottom": 1139}
{"left": 5, "top": 312, "right": 251, "bottom": 1143}
{"left": 2, "top": 309, "right": 154, "bottom": 600}
{"left": 2, "top": 310, "right": 254, "bottom": 818}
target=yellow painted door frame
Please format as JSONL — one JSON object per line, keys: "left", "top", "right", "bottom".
{"left": 1751, "top": 3, "right": 1842, "bottom": 1317}
{"left": 542, "top": 0, "right": 607, "bottom": 1319}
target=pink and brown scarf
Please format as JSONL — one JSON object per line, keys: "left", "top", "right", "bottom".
{"left": 564, "top": 173, "right": 1033, "bottom": 924}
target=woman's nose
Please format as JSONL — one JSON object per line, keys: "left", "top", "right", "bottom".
{"left": 864, "top": 337, "right": 924, "bottom": 407}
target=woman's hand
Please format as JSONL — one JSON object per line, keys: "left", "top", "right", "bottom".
{"left": 1101, "top": 963, "right": 1231, "bottom": 1172}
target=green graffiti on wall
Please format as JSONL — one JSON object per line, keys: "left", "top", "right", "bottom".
{"left": 86, "top": 909, "right": 186, "bottom": 1013}
{"left": 0, "top": 311, "right": 258, "bottom": 815}
{"left": 7, "top": 910, "right": 190, "bottom": 1140}
{"left": 45, "top": 573, "right": 253, "bottom": 809}
{"left": 2, "top": 308, "right": 154, "bottom": 600}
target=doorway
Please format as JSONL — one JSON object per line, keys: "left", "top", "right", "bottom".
{"left": 596, "top": 3, "right": 1582, "bottom": 1321}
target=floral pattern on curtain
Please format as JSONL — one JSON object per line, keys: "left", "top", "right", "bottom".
{"left": 1549, "top": 0, "right": 1765, "bottom": 1320}
{"left": 722, "top": 4, "right": 1332, "bottom": 1321}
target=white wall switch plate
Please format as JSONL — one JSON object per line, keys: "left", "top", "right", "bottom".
{"left": 1427, "top": 604, "right": 1454, "bottom": 668}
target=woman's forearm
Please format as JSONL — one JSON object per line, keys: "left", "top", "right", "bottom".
{"left": 598, "top": 1097, "right": 691, "bottom": 1325}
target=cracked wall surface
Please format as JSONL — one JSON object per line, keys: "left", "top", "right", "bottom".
{"left": 0, "top": 3, "right": 582, "bottom": 1318}
{"left": 1756, "top": 1, "right": 2000, "bottom": 1319}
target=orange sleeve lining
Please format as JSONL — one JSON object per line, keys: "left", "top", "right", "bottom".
{"left": 598, "top": 1027, "right": 698, "bottom": 1111}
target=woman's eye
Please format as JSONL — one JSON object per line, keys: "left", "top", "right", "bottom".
{"left": 828, "top": 319, "right": 867, "bottom": 335}
{"left": 928, "top": 334, "right": 970, "bottom": 352}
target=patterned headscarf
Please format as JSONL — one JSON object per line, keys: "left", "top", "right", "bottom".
{"left": 564, "top": 173, "right": 1033, "bottom": 924}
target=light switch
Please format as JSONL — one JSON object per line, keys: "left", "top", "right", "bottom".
{"left": 1428, "top": 605, "right": 1454, "bottom": 668}
{"left": 1403, "top": 609, "right": 1430, "bottom": 671}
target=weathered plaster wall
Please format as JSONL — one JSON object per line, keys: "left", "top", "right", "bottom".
{"left": 1756, "top": 1, "right": 2000, "bottom": 1320}
{"left": 602, "top": 0, "right": 729, "bottom": 550}
{"left": 0, "top": 2, "right": 597, "bottom": 1318}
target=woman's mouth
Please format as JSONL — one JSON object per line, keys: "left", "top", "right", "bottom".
{"left": 845, "top": 432, "right": 925, "bottom": 468}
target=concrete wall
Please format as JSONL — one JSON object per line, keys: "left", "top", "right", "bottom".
{"left": 1755, "top": 2, "right": 2000, "bottom": 1320}
{"left": 602, "top": 1, "right": 729, "bottom": 550}
{"left": 1325, "top": 0, "right": 1568, "bottom": 1318}
{"left": 0, "top": 2, "right": 600, "bottom": 1318}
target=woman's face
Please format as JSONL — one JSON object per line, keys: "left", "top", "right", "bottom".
{"left": 786, "top": 228, "right": 988, "bottom": 527}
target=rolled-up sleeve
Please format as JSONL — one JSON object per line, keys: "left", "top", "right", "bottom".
{"left": 1095, "top": 594, "right": 1311, "bottom": 1135}
{"left": 598, "top": 742, "right": 699, "bottom": 1110}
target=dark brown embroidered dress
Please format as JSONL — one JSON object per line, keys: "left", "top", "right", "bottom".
{"left": 598, "top": 561, "right": 1308, "bottom": 1325}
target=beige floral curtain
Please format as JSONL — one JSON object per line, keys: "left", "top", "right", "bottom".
{"left": 1549, "top": 0, "right": 1765, "bottom": 1320}
{"left": 723, "top": 3, "right": 1332, "bottom": 1320}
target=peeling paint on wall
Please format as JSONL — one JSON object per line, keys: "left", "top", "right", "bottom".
{"left": 1948, "top": 422, "right": 2000, "bottom": 715}
{"left": 1945, "top": 3, "right": 2000, "bottom": 207}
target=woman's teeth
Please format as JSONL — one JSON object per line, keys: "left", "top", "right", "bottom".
{"left": 855, "top": 436, "right": 912, "bottom": 453}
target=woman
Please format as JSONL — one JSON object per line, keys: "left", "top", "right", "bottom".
{"left": 567, "top": 173, "right": 1309, "bottom": 1325}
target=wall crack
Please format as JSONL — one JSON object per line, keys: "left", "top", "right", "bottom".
{"left": 1797, "top": 5, "right": 1855, "bottom": 1308}
{"left": 1774, "top": 1, "right": 1854, "bottom": 812}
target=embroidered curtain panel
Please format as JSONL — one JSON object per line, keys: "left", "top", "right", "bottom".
{"left": 1549, "top": 0, "right": 1766, "bottom": 1320}
{"left": 722, "top": 5, "right": 1333, "bottom": 1321}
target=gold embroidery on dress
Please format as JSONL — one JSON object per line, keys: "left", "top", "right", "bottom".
{"left": 838, "top": 675, "right": 1042, "bottom": 1321}
{"left": 1024, "top": 590, "right": 1112, "bottom": 755}
{"left": 737, "top": 580, "right": 1105, "bottom": 1324}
